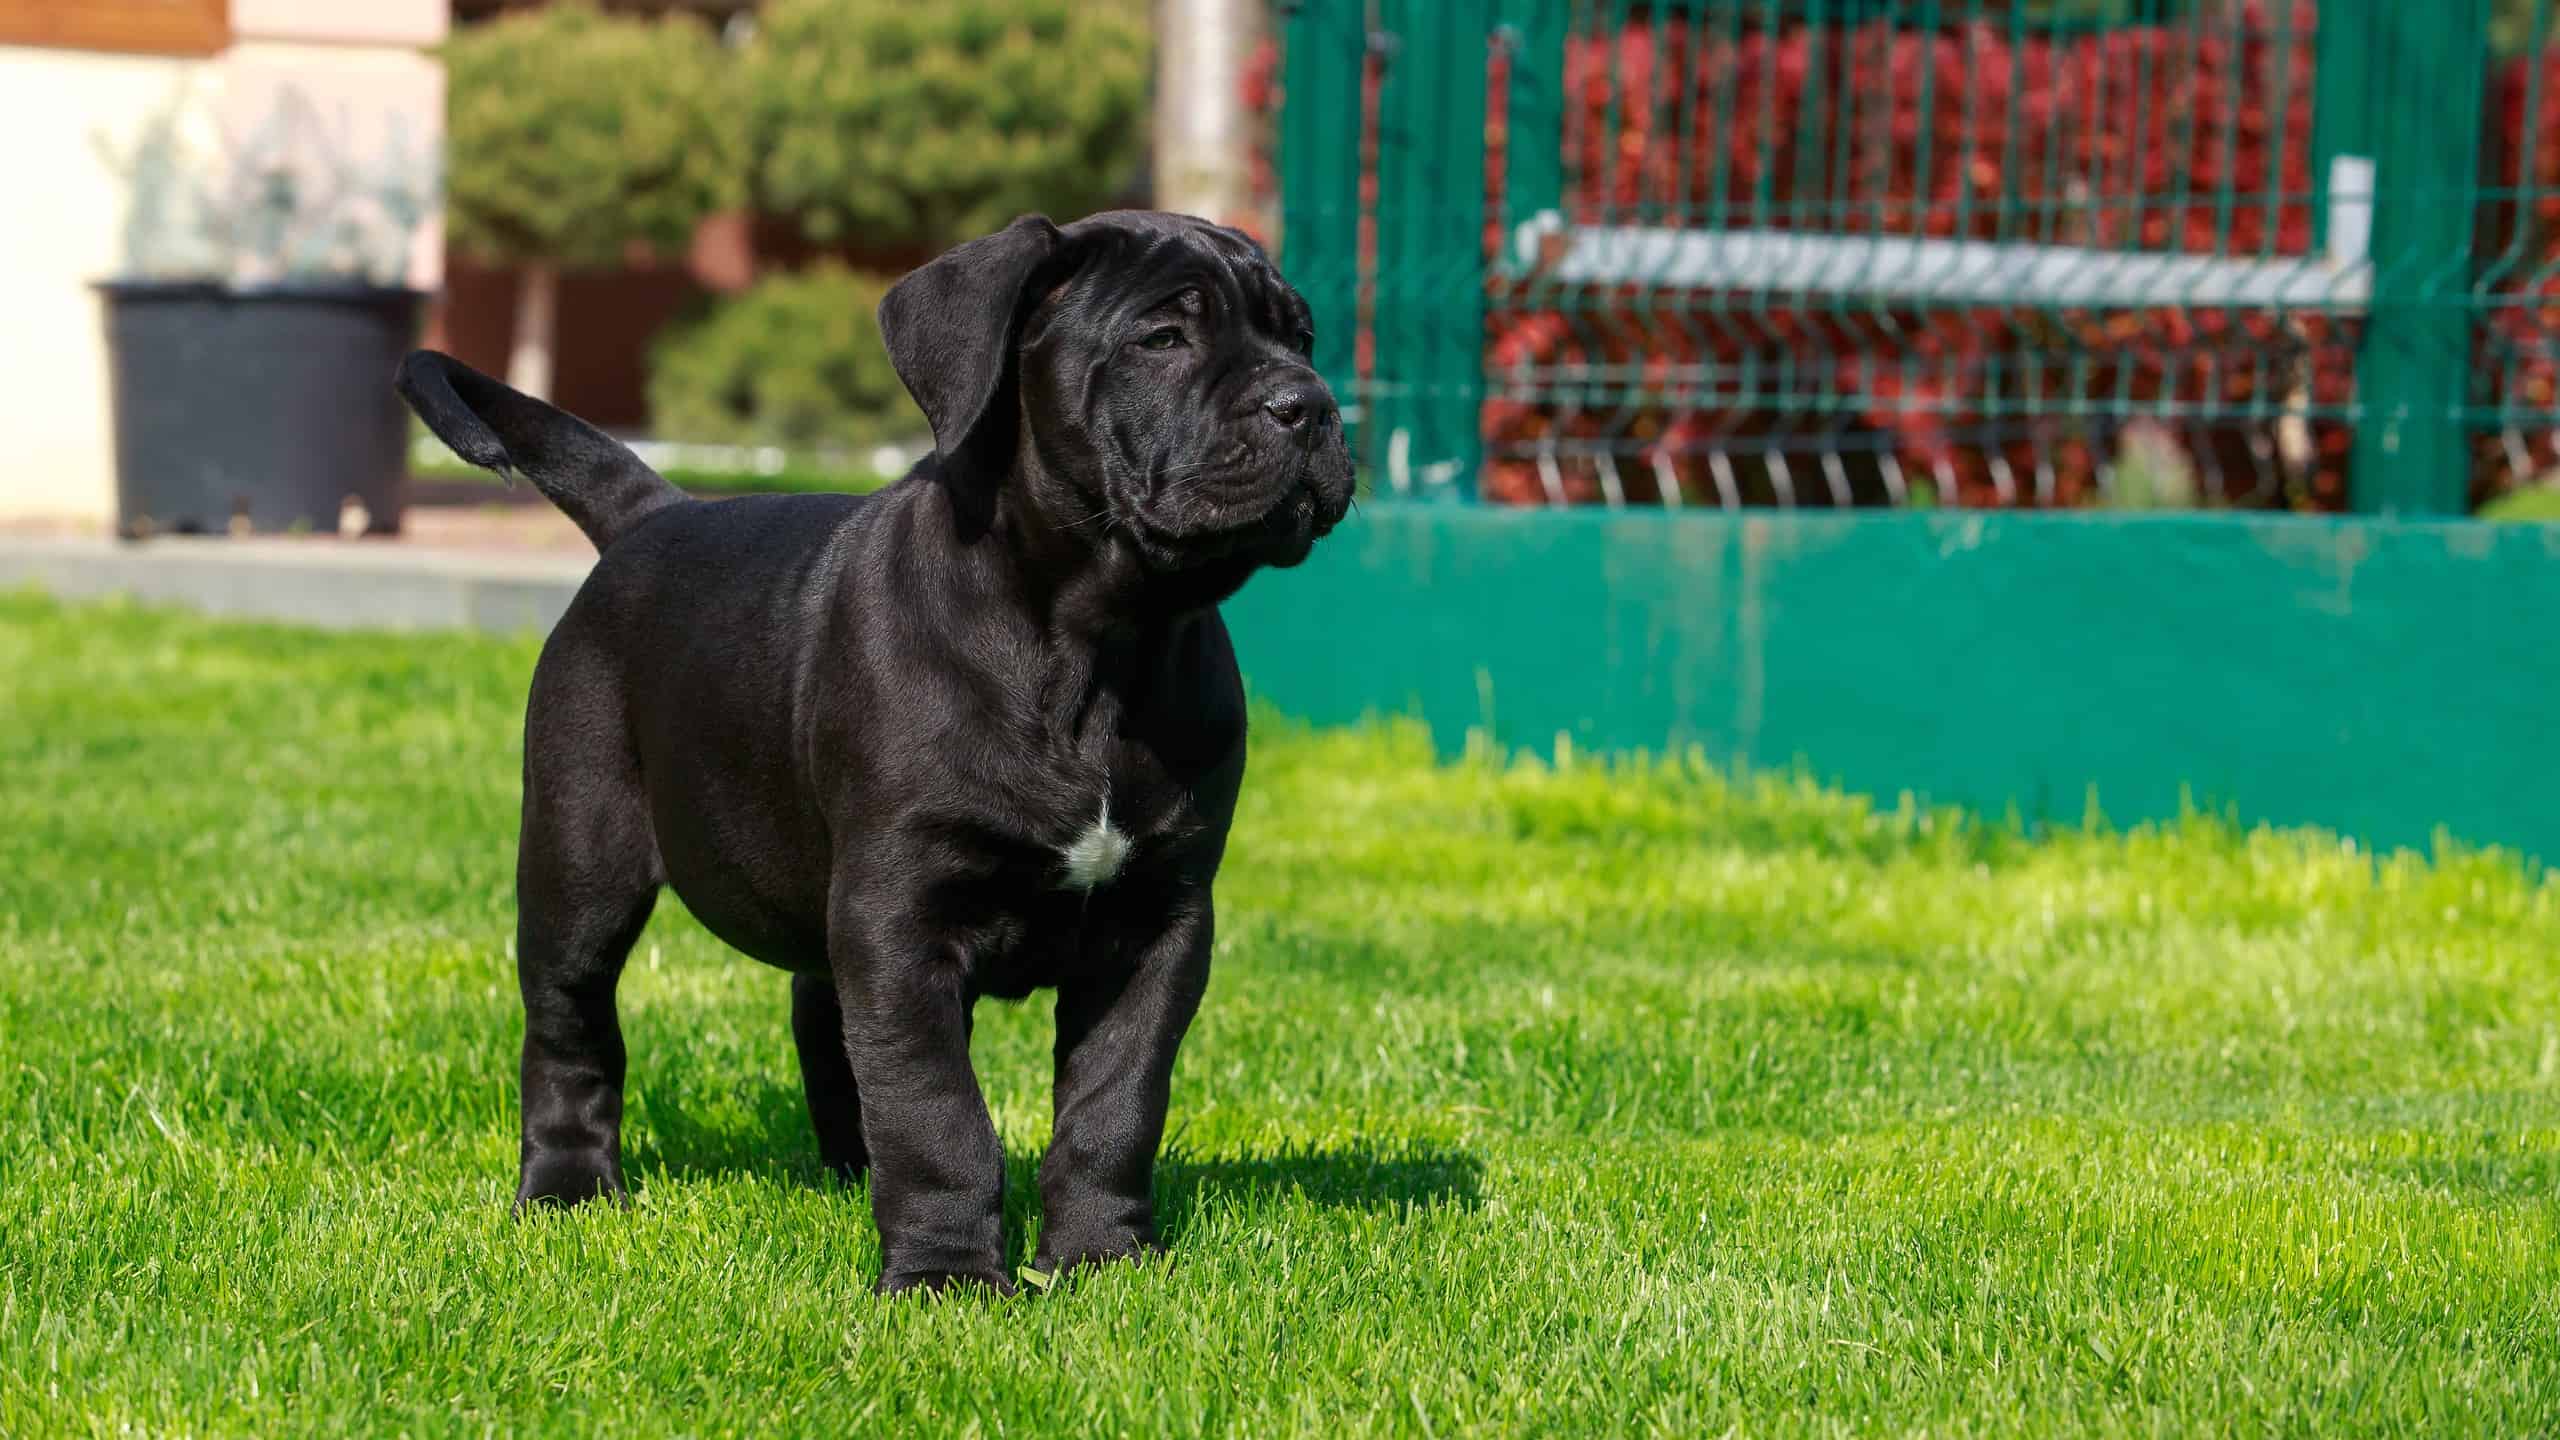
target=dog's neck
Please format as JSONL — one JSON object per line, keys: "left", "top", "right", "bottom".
{"left": 887, "top": 462, "right": 1246, "bottom": 717}
{"left": 932, "top": 450, "right": 1257, "bottom": 640}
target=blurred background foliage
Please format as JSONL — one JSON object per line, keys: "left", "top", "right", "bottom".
{"left": 442, "top": 4, "right": 745, "bottom": 269}
{"left": 439, "top": 0, "right": 1152, "bottom": 464}
{"left": 745, "top": 0, "right": 1151, "bottom": 254}
{"left": 646, "top": 264, "right": 919, "bottom": 455}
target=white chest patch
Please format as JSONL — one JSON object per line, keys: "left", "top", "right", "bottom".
{"left": 1058, "top": 803, "right": 1134, "bottom": 891}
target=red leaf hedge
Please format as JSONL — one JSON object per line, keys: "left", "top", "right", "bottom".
{"left": 1259, "top": 4, "right": 2558, "bottom": 508}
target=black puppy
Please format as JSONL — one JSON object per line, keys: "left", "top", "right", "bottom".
{"left": 396, "top": 211, "right": 1352, "bottom": 1295}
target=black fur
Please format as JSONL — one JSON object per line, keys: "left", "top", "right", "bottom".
{"left": 397, "top": 211, "right": 1352, "bottom": 1297}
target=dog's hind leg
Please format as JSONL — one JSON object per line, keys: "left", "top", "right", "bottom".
{"left": 790, "top": 972, "right": 867, "bottom": 1182}
{"left": 512, "top": 732, "right": 659, "bottom": 1210}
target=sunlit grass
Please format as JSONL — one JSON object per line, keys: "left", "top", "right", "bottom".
{"left": 2, "top": 592, "right": 2554, "bottom": 1436}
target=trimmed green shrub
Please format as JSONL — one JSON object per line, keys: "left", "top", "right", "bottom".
{"left": 646, "top": 265, "right": 922, "bottom": 453}
{"left": 745, "top": 0, "right": 1151, "bottom": 251}
{"left": 442, "top": 3, "right": 746, "bottom": 268}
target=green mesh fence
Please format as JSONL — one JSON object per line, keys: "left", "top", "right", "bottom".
{"left": 1273, "top": 0, "right": 2560, "bottom": 512}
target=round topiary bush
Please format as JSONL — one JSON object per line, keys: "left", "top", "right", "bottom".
{"left": 443, "top": 2, "right": 746, "bottom": 397}
{"left": 443, "top": 2, "right": 744, "bottom": 269}
{"left": 745, "top": 0, "right": 1151, "bottom": 253}
{"left": 646, "top": 265, "right": 922, "bottom": 454}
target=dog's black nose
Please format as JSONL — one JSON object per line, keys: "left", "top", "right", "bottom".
{"left": 1261, "top": 386, "right": 1329, "bottom": 431}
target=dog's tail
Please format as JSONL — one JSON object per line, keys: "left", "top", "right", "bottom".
{"left": 396, "top": 350, "right": 685, "bottom": 552}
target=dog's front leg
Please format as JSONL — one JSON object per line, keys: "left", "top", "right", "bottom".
{"left": 832, "top": 911, "right": 1013, "bottom": 1297}
{"left": 1034, "top": 892, "right": 1212, "bottom": 1278}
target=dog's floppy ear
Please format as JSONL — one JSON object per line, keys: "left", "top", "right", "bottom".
{"left": 878, "top": 214, "right": 1062, "bottom": 469}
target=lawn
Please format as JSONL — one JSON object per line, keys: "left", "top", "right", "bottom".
{"left": 1, "top": 592, "right": 2555, "bottom": 1437}
{"left": 412, "top": 457, "right": 892, "bottom": 499}
{"left": 411, "top": 432, "right": 894, "bottom": 498}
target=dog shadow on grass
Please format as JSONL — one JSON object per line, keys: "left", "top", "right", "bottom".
{"left": 618, "top": 1079, "right": 1483, "bottom": 1234}
{"left": 1152, "top": 1144, "right": 1484, "bottom": 1245}
{"left": 616, "top": 1079, "right": 819, "bottom": 1190}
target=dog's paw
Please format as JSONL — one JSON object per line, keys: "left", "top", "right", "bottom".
{"left": 1029, "top": 1232, "right": 1164, "bottom": 1282}
{"left": 514, "top": 1152, "right": 626, "bottom": 1212}
{"left": 877, "top": 1268, "right": 1018, "bottom": 1300}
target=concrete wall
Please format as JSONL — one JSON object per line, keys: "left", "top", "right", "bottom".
{"left": 0, "top": 1, "right": 446, "bottom": 529}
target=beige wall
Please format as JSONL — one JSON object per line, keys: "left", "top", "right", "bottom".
{"left": 0, "top": 47, "right": 209, "bottom": 526}
{"left": 233, "top": 0, "right": 446, "bottom": 49}
{"left": 0, "top": 0, "right": 446, "bottom": 528}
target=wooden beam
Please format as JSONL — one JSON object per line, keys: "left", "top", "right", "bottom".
{"left": 0, "top": 0, "right": 231, "bottom": 56}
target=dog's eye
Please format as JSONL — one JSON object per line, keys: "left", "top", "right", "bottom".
{"left": 1292, "top": 326, "right": 1316, "bottom": 356}
{"left": 1137, "top": 326, "right": 1185, "bottom": 352}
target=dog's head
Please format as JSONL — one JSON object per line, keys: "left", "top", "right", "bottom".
{"left": 879, "top": 210, "right": 1354, "bottom": 573}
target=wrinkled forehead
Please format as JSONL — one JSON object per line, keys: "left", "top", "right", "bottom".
{"left": 1049, "top": 216, "right": 1306, "bottom": 334}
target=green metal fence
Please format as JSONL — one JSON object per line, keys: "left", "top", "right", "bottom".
{"left": 1275, "top": 0, "right": 2560, "bottom": 512}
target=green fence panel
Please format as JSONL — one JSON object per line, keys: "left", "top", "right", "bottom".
{"left": 1279, "top": 0, "right": 1366, "bottom": 413}
{"left": 1497, "top": 0, "right": 1568, "bottom": 227}
{"left": 1274, "top": 1, "right": 1372, "bottom": 415}
{"left": 1370, "top": 0, "right": 1494, "bottom": 496}
{"left": 2309, "top": 0, "right": 2375, "bottom": 260}
{"left": 1227, "top": 504, "right": 2560, "bottom": 861}
{"left": 1273, "top": 0, "right": 2560, "bottom": 512}
{"left": 2345, "top": 0, "right": 2488, "bottom": 515}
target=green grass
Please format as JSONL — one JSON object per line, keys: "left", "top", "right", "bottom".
{"left": 409, "top": 426, "right": 893, "bottom": 498}
{"left": 412, "top": 454, "right": 893, "bottom": 498}
{"left": 2481, "top": 484, "right": 2560, "bottom": 523}
{"left": 2, "top": 592, "right": 2556, "bottom": 1437}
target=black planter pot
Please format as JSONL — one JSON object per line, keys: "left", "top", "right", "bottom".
{"left": 96, "top": 280, "right": 427, "bottom": 538}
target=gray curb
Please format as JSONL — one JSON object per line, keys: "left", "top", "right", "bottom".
{"left": 0, "top": 537, "right": 591, "bottom": 634}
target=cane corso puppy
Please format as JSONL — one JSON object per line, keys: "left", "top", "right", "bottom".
{"left": 395, "top": 210, "right": 1352, "bottom": 1295}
